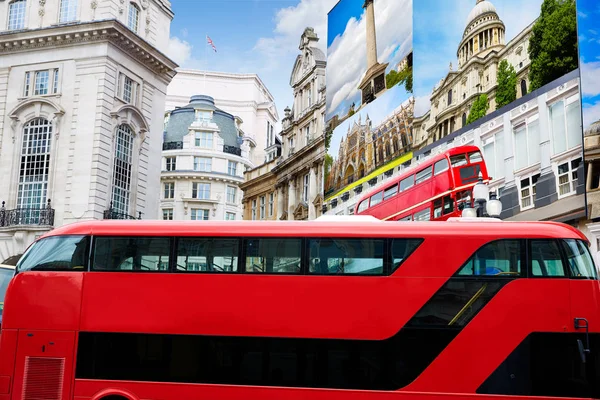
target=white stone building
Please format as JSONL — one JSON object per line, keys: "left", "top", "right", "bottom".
{"left": 160, "top": 95, "right": 252, "bottom": 221}
{"left": 165, "top": 70, "right": 279, "bottom": 166}
{"left": 0, "top": 0, "right": 177, "bottom": 263}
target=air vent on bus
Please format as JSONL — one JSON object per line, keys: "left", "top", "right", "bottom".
{"left": 22, "top": 357, "right": 65, "bottom": 400}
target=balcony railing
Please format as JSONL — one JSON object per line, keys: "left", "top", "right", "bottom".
{"left": 223, "top": 145, "right": 242, "bottom": 156}
{"left": 0, "top": 200, "right": 55, "bottom": 228}
{"left": 163, "top": 141, "right": 183, "bottom": 151}
{"left": 103, "top": 202, "right": 142, "bottom": 220}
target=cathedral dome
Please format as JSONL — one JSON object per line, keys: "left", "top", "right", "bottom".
{"left": 585, "top": 120, "right": 600, "bottom": 137}
{"left": 465, "top": 0, "right": 498, "bottom": 29}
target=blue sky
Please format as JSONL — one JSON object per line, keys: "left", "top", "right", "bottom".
{"left": 167, "top": 0, "right": 339, "bottom": 131}
{"left": 413, "top": 0, "right": 543, "bottom": 117}
{"left": 325, "top": 0, "right": 412, "bottom": 120}
{"left": 577, "top": 0, "right": 600, "bottom": 129}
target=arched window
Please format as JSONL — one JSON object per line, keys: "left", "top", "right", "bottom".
{"left": 59, "top": 0, "right": 78, "bottom": 23}
{"left": 448, "top": 89, "right": 452, "bottom": 106}
{"left": 8, "top": 0, "right": 26, "bottom": 31}
{"left": 111, "top": 124, "right": 134, "bottom": 215}
{"left": 18, "top": 118, "right": 52, "bottom": 214}
{"left": 462, "top": 113, "right": 467, "bottom": 127}
{"left": 127, "top": 3, "right": 140, "bottom": 32}
{"left": 521, "top": 79, "right": 527, "bottom": 97}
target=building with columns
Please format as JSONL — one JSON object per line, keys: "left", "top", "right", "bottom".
{"left": 160, "top": 95, "right": 252, "bottom": 221}
{"left": 165, "top": 69, "right": 279, "bottom": 167}
{"left": 0, "top": 0, "right": 177, "bottom": 263}
{"left": 413, "top": 0, "right": 533, "bottom": 147}
{"left": 241, "top": 27, "right": 326, "bottom": 221}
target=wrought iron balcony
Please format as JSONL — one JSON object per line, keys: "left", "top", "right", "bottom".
{"left": 163, "top": 141, "right": 183, "bottom": 151}
{"left": 0, "top": 200, "right": 55, "bottom": 228}
{"left": 103, "top": 202, "right": 142, "bottom": 220}
{"left": 223, "top": 145, "right": 242, "bottom": 156}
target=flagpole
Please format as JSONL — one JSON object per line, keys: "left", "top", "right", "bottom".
{"left": 204, "top": 34, "right": 208, "bottom": 92}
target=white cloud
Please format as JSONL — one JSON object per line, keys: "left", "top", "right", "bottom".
{"left": 414, "top": 94, "right": 432, "bottom": 117}
{"left": 583, "top": 101, "right": 600, "bottom": 130}
{"left": 326, "top": 0, "right": 413, "bottom": 119}
{"left": 581, "top": 61, "right": 600, "bottom": 97}
{"left": 166, "top": 36, "right": 193, "bottom": 66}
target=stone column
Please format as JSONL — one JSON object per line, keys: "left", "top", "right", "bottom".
{"left": 277, "top": 184, "right": 285, "bottom": 220}
{"left": 364, "top": 0, "right": 378, "bottom": 69}
{"left": 288, "top": 176, "right": 296, "bottom": 220}
{"left": 587, "top": 162, "right": 593, "bottom": 191}
{"left": 308, "top": 164, "right": 318, "bottom": 220}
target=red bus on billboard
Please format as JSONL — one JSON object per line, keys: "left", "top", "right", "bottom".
{"left": 355, "top": 145, "right": 490, "bottom": 221}
{"left": 0, "top": 219, "right": 598, "bottom": 400}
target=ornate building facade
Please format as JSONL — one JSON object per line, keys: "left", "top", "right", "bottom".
{"left": 0, "top": 0, "right": 177, "bottom": 263}
{"left": 325, "top": 98, "right": 414, "bottom": 196}
{"left": 413, "top": 0, "right": 533, "bottom": 147}
{"left": 241, "top": 27, "right": 326, "bottom": 221}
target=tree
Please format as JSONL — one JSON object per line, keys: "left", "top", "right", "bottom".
{"left": 387, "top": 66, "right": 413, "bottom": 93}
{"left": 496, "top": 59, "right": 517, "bottom": 110}
{"left": 466, "top": 94, "right": 489, "bottom": 125}
{"left": 386, "top": 70, "right": 401, "bottom": 89}
{"left": 528, "top": 0, "right": 578, "bottom": 91}
{"left": 325, "top": 128, "right": 333, "bottom": 151}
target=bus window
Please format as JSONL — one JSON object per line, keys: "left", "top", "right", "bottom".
{"left": 93, "top": 237, "right": 171, "bottom": 271}
{"left": 450, "top": 154, "right": 468, "bottom": 166}
{"left": 244, "top": 238, "right": 301, "bottom": 274}
{"left": 415, "top": 166, "right": 433, "bottom": 184}
{"left": 391, "top": 239, "right": 423, "bottom": 273}
{"left": 433, "top": 159, "right": 449, "bottom": 175}
{"left": 443, "top": 195, "right": 454, "bottom": 215}
{"left": 414, "top": 209, "right": 430, "bottom": 221}
{"left": 399, "top": 175, "right": 414, "bottom": 192}
{"left": 561, "top": 239, "right": 598, "bottom": 279}
{"left": 530, "top": 240, "right": 566, "bottom": 277}
{"left": 17, "top": 235, "right": 89, "bottom": 272}
{"left": 177, "top": 238, "right": 239, "bottom": 272}
{"left": 459, "top": 164, "right": 481, "bottom": 184}
{"left": 308, "top": 238, "right": 384, "bottom": 275}
{"left": 433, "top": 199, "right": 443, "bottom": 219}
{"left": 468, "top": 151, "right": 483, "bottom": 163}
{"left": 370, "top": 191, "right": 383, "bottom": 207}
{"left": 457, "top": 240, "right": 523, "bottom": 277}
{"left": 383, "top": 184, "right": 398, "bottom": 200}
{"left": 357, "top": 200, "right": 369, "bottom": 213}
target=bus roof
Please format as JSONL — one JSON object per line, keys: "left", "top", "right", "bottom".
{"left": 40, "top": 219, "right": 586, "bottom": 242}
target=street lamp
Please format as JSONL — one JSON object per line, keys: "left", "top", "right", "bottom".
{"left": 461, "top": 172, "right": 503, "bottom": 219}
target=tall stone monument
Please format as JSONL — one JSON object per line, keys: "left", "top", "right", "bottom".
{"left": 358, "top": 0, "right": 389, "bottom": 105}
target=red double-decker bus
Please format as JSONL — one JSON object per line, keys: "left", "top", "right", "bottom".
{"left": 355, "top": 146, "right": 490, "bottom": 221}
{"left": 0, "top": 219, "right": 599, "bottom": 400}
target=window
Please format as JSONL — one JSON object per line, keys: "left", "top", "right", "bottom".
{"left": 482, "top": 132, "right": 504, "bottom": 179}
{"left": 228, "top": 161, "right": 237, "bottom": 176}
{"left": 191, "top": 209, "right": 209, "bottom": 221}
{"left": 123, "top": 76, "right": 134, "bottom": 103}
{"left": 226, "top": 186, "right": 236, "bottom": 203}
{"left": 127, "top": 2, "right": 140, "bottom": 32}
{"left": 433, "top": 195, "right": 454, "bottom": 219}
{"left": 468, "top": 151, "right": 483, "bottom": 164}
{"left": 165, "top": 157, "right": 176, "bottom": 171}
{"left": 383, "top": 184, "right": 398, "bottom": 200}
{"left": 163, "top": 182, "right": 174, "bottom": 199}
{"left": 514, "top": 116, "right": 540, "bottom": 171}
{"left": 450, "top": 154, "right": 468, "bottom": 167}
{"left": 59, "top": 0, "right": 78, "bottom": 23}
{"left": 561, "top": 239, "right": 598, "bottom": 279}
{"left": 447, "top": 89, "right": 452, "bottom": 106}
{"left": 399, "top": 175, "right": 414, "bottom": 192}
{"left": 192, "top": 183, "right": 210, "bottom": 200}
{"left": 260, "top": 196, "right": 266, "bottom": 219}
{"left": 162, "top": 209, "right": 173, "bottom": 220}
{"left": 225, "top": 212, "right": 236, "bottom": 221}
{"left": 357, "top": 200, "right": 368, "bottom": 213}
{"left": 34, "top": 71, "right": 49, "bottom": 96}
{"left": 308, "top": 238, "right": 384, "bottom": 275}
{"left": 307, "top": 84, "right": 312, "bottom": 106}
{"left": 519, "top": 173, "right": 540, "bottom": 209}
{"left": 17, "top": 119, "right": 52, "bottom": 218}
{"left": 16, "top": 235, "right": 88, "bottom": 272}
{"left": 195, "top": 132, "right": 213, "bottom": 148}
{"left": 251, "top": 199, "right": 257, "bottom": 220}
{"left": 370, "top": 191, "right": 383, "bottom": 207}
{"left": 550, "top": 95, "right": 582, "bottom": 155}
{"left": 93, "top": 237, "right": 170, "bottom": 271}
{"left": 305, "top": 126, "right": 310, "bottom": 145}
{"left": 53, "top": 69, "right": 59, "bottom": 94}
{"left": 433, "top": 159, "right": 449, "bottom": 176}
{"left": 245, "top": 238, "right": 301, "bottom": 273}
{"left": 413, "top": 208, "right": 430, "bottom": 221}
{"left": 415, "top": 166, "right": 432, "bottom": 184}
{"left": 176, "top": 238, "right": 239, "bottom": 272}
{"left": 457, "top": 240, "right": 523, "bottom": 276}
{"left": 530, "top": 240, "right": 566, "bottom": 277}
{"left": 195, "top": 110, "right": 211, "bottom": 123}
{"left": 194, "top": 157, "right": 212, "bottom": 172}
{"left": 269, "top": 193, "right": 274, "bottom": 216}
{"left": 391, "top": 238, "right": 424, "bottom": 273}
{"left": 111, "top": 125, "right": 134, "bottom": 215}
{"left": 557, "top": 157, "right": 581, "bottom": 197}
{"left": 117, "top": 73, "right": 139, "bottom": 105}
{"left": 8, "top": 0, "right": 26, "bottom": 30}
{"left": 302, "top": 174, "right": 309, "bottom": 202}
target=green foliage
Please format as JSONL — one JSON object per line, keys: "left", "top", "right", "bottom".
{"left": 528, "top": 0, "right": 578, "bottom": 91}
{"left": 325, "top": 128, "right": 333, "bottom": 151}
{"left": 347, "top": 108, "right": 356, "bottom": 117}
{"left": 496, "top": 59, "right": 517, "bottom": 110}
{"left": 386, "top": 66, "right": 413, "bottom": 93}
{"left": 466, "top": 94, "right": 489, "bottom": 125}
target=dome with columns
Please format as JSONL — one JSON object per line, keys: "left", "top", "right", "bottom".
{"left": 465, "top": 0, "right": 499, "bottom": 28}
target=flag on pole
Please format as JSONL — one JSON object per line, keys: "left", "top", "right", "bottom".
{"left": 207, "top": 36, "right": 217, "bottom": 53}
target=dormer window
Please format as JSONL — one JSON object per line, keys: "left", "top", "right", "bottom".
{"left": 195, "top": 110, "right": 211, "bottom": 123}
